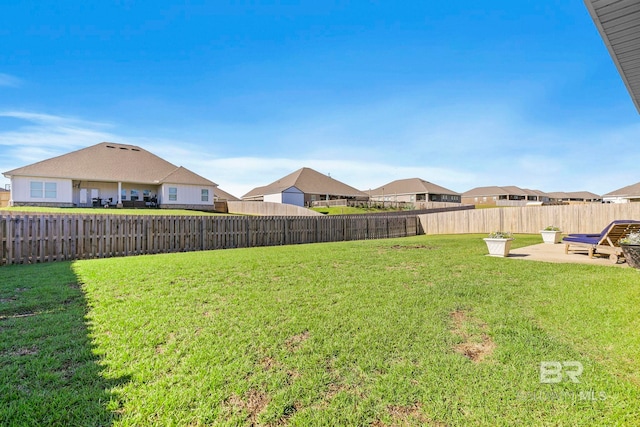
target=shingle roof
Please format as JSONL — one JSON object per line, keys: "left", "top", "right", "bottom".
{"left": 462, "top": 186, "right": 525, "bottom": 197}
{"left": 368, "top": 178, "right": 460, "bottom": 196}
{"left": 243, "top": 167, "right": 368, "bottom": 199}
{"left": 603, "top": 182, "right": 640, "bottom": 197}
{"left": 3, "top": 142, "right": 217, "bottom": 186}
{"left": 214, "top": 187, "right": 240, "bottom": 201}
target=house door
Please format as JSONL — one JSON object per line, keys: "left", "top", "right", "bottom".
{"left": 91, "top": 189, "right": 99, "bottom": 206}
{"left": 80, "top": 189, "right": 88, "bottom": 205}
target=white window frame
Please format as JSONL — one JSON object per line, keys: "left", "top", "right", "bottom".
{"left": 169, "top": 187, "right": 177, "bottom": 201}
{"left": 30, "top": 181, "right": 57, "bottom": 199}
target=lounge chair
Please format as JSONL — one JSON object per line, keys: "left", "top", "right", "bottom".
{"left": 563, "top": 220, "right": 640, "bottom": 263}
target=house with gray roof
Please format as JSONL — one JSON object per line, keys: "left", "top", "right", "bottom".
{"left": 547, "top": 191, "right": 601, "bottom": 203}
{"left": 602, "top": 182, "right": 640, "bottom": 204}
{"left": 368, "top": 178, "right": 461, "bottom": 204}
{"left": 3, "top": 142, "right": 218, "bottom": 210}
{"left": 462, "top": 186, "right": 549, "bottom": 206}
{"left": 242, "top": 167, "right": 368, "bottom": 207}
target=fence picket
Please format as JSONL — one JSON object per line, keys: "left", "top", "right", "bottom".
{"left": 0, "top": 212, "right": 422, "bottom": 265}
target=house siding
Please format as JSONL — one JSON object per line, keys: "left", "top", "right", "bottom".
{"left": 9, "top": 176, "right": 73, "bottom": 207}
{"left": 282, "top": 187, "right": 304, "bottom": 207}
{"left": 160, "top": 183, "right": 215, "bottom": 207}
{"left": 264, "top": 193, "right": 283, "bottom": 204}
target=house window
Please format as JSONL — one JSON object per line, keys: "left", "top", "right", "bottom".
{"left": 121, "top": 189, "right": 127, "bottom": 201}
{"left": 131, "top": 189, "right": 139, "bottom": 201}
{"left": 30, "top": 181, "right": 57, "bottom": 199}
{"left": 44, "top": 182, "right": 57, "bottom": 198}
{"left": 201, "top": 189, "right": 209, "bottom": 202}
{"left": 169, "top": 187, "right": 177, "bottom": 201}
{"left": 30, "top": 181, "right": 43, "bottom": 198}
{"left": 143, "top": 189, "right": 151, "bottom": 201}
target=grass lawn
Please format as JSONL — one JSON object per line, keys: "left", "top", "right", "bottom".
{"left": 0, "top": 206, "right": 226, "bottom": 216}
{"left": 2, "top": 234, "right": 640, "bottom": 425}
{"left": 310, "top": 206, "right": 410, "bottom": 215}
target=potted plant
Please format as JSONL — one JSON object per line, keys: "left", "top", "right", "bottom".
{"left": 540, "top": 225, "right": 562, "bottom": 244}
{"left": 483, "top": 231, "right": 514, "bottom": 257}
{"left": 619, "top": 231, "right": 640, "bottom": 269}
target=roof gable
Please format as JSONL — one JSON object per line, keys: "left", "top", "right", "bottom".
{"left": 160, "top": 166, "right": 216, "bottom": 186}
{"left": 243, "top": 167, "right": 368, "bottom": 198}
{"left": 369, "top": 178, "right": 460, "bottom": 196}
{"left": 603, "top": 182, "right": 640, "bottom": 197}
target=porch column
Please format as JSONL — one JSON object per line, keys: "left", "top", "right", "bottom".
{"left": 117, "top": 182, "right": 123, "bottom": 208}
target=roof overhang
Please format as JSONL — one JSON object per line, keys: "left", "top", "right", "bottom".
{"left": 584, "top": 0, "right": 640, "bottom": 113}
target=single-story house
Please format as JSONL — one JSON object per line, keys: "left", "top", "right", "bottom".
{"left": 214, "top": 187, "right": 240, "bottom": 201}
{"left": 602, "top": 183, "right": 640, "bottom": 203}
{"left": 367, "top": 178, "right": 461, "bottom": 203}
{"left": 2, "top": 142, "right": 218, "bottom": 210}
{"left": 242, "top": 167, "right": 369, "bottom": 207}
{"left": 462, "top": 186, "right": 549, "bottom": 206}
{"left": 547, "top": 191, "right": 602, "bottom": 203}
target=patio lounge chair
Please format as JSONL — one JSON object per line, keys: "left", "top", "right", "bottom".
{"left": 563, "top": 220, "right": 640, "bottom": 263}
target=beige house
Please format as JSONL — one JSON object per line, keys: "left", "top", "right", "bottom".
{"left": 243, "top": 167, "right": 368, "bottom": 207}
{"left": 462, "top": 185, "right": 549, "bottom": 206}
{"left": 602, "top": 182, "right": 640, "bottom": 203}
{"left": 368, "top": 178, "right": 460, "bottom": 204}
{"left": 547, "top": 191, "right": 602, "bottom": 203}
{"left": 3, "top": 142, "right": 218, "bottom": 210}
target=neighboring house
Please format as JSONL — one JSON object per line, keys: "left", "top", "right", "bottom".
{"left": 2, "top": 142, "right": 218, "bottom": 210}
{"left": 214, "top": 187, "right": 240, "bottom": 201}
{"left": 368, "top": 178, "right": 461, "bottom": 203}
{"left": 602, "top": 183, "right": 640, "bottom": 203}
{"left": 242, "top": 167, "right": 368, "bottom": 207}
{"left": 462, "top": 186, "right": 549, "bottom": 206}
{"left": 547, "top": 191, "right": 602, "bottom": 203}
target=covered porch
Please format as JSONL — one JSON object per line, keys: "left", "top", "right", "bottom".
{"left": 72, "top": 180, "right": 161, "bottom": 208}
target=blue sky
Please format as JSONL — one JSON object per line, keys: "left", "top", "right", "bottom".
{"left": 1, "top": 1, "right": 639, "bottom": 197}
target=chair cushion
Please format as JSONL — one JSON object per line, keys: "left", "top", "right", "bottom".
{"left": 562, "top": 235, "right": 600, "bottom": 244}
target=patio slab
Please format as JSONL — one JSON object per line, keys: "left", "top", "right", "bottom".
{"left": 506, "top": 243, "right": 629, "bottom": 268}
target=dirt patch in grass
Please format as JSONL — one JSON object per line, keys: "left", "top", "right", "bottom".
{"left": 226, "top": 389, "right": 270, "bottom": 425}
{"left": 285, "top": 330, "right": 310, "bottom": 351}
{"left": 450, "top": 309, "right": 496, "bottom": 363}
{"left": 371, "top": 403, "right": 447, "bottom": 426}
{"left": 390, "top": 244, "right": 437, "bottom": 250}
{"left": 4, "top": 346, "right": 39, "bottom": 357}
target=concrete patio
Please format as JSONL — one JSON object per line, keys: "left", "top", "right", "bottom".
{"left": 506, "top": 243, "right": 629, "bottom": 268}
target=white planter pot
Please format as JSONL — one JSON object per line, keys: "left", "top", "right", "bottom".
{"left": 540, "top": 230, "right": 562, "bottom": 244}
{"left": 483, "top": 238, "right": 514, "bottom": 257}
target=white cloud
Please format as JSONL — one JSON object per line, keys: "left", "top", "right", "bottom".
{"left": 0, "top": 73, "right": 22, "bottom": 88}
{"left": 2, "top": 105, "right": 640, "bottom": 197}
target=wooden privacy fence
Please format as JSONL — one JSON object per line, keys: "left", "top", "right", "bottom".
{"left": 0, "top": 213, "right": 420, "bottom": 265}
{"left": 418, "top": 203, "right": 640, "bottom": 235}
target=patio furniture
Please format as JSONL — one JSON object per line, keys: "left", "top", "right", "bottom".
{"left": 563, "top": 220, "right": 640, "bottom": 263}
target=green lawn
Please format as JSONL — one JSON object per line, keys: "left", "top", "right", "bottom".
{"left": 310, "top": 206, "right": 410, "bottom": 215}
{"left": 2, "top": 234, "right": 640, "bottom": 425}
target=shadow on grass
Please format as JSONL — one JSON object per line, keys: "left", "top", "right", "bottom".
{"left": 0, "top": 262, "right": 129, "bottom": 426}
